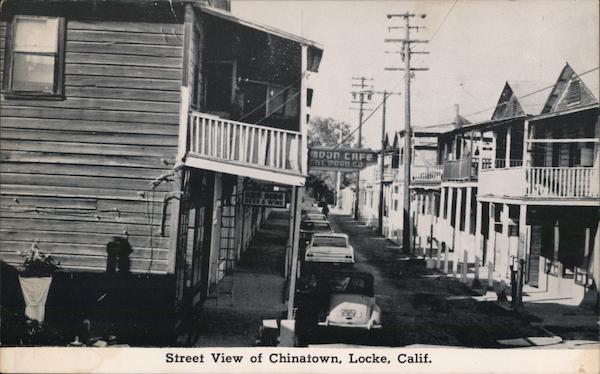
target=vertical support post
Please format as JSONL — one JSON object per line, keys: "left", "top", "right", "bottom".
{"left": 491, "top": 131, "right": 497, "bottom": 168}
{"left": 299, "top": 45, "right": 308, "bottom": 175}
{"left": 478, "top": 130, "right": 484, "bottom": 170}
{"left": 287, "top": 186, "right": 304, "bottom": 320}
{"left": 452, "top": 188, "right": 463, "bottom": 276}
{"left": 285, "top": 186, "right": 297, "bottom": 279}
{"left": 505, "top": 125, "right": 512, "bottom": 167}
{"left": 522, "top": 120, "right": 530, "bottom": 168}
{"left": 553, "top": 220, "right": 560, "bottom": 277}
{"left": 461, "top": 250, "right": 468, "bottom": 283}
{"left": 474, "top": 200, "right": 483, "bottom": 264}
{"left": 487, "top": 203, "right": 496, "bottom": 272}
{"left": 518, "top": 204, "right": 527, "bottom": 260}
{"left": 464, "top": 187, "right": 473, "bottom": 261}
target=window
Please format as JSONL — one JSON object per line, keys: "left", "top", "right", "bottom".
{"left": 566, "top": 79, "right": 581, "bottom": 106}
{"left": 4, "top": 16, "right": 65, "bottom": 98}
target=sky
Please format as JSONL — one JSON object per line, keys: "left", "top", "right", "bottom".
{"left": 231, "top": 0, "right": 599, "bottom": 149}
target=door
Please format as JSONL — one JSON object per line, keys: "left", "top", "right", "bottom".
{"left": 528, "top": 225, "right": 542, "bottom": 287}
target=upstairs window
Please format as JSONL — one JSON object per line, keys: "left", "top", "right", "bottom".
{"left": 4, "top": 16, "right": 66, "bottom": 98}
{"left": 566, "top": 78, "right": 581, "bottom": 107}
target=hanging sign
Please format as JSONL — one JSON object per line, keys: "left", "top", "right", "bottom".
{"left": 308, "top": 147, "right": 379, "bottom": 171}
{"left": 243, "top": 190, "right": 286, "bottom": 207}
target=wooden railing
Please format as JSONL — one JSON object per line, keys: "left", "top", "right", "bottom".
{"left": 188, "top": 111, "right": 302, "bottom": 173}
{"left": 411, "top": 165, "right": 443, "bottom": 184}
{"left": 526, "top": 167, "right": 599, "bottom": 198}
{"left": 443, "top": 157, "right": 478, "bottom": 181}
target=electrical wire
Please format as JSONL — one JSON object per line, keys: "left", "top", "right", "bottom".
{"left": 431, "top": 0, "right": 459, "bottom": 41}
{"left": 236, "top": 73, "right": 305, "bottom": 122}
{"left": 414, "top": 66, "right": 600, "bottom": 130}
{"left": 253, "top": 88, "right": 303, "bottom": 125}
{"left": 334, "top": 73, "right": 408, "bottom": 149}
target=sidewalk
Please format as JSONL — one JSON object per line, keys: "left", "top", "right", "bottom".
{"left": 423, "top": 251, "right": 599, "bottom": 346}
{"left": 187, "top": 209, "right": 290, "bottom": 347}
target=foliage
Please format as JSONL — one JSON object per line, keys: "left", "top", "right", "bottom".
{"left": 308, "top": 116, "right": 355, "bottom": 148}
{"left": 19, "top": 241, "right": 61, "bottom": 277}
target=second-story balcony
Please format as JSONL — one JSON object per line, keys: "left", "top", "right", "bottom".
{"left": 442, "top": 157, "right": 479, "bottom": 181}
{"left": 185, "top": 111, "right": 305, "bottom": 186}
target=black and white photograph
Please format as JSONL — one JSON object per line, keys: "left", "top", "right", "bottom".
{"left": 0, "top": 0, "right": 598, "bottom": 373}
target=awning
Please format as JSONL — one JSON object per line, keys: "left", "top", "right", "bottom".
{"left": 198, "top": 4, "right": 323, "bottom": 72}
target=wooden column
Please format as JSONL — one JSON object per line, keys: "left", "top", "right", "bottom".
{"left": 478, "top": 130, "right": 484, "bottom": 170}
{"left": 518, "top": 204, "right": 527, "bottom": 260}
{"left": 553, "top": 220, "right": 560, "bottom": 278}
{"left": 452, "top": 187, "right": 462, "bottom": 276}
{"left": 474, "top": 201, "right": 483, "bottom": 271}
{"left": 522, "top": 120, "right": 530, "bottom": 168}
{"left": 464, "top": 187, "right": 473, "bottom": 259}
{"left": 487, "top": 203, "right": 496, "bottom": 272}
{"left": 491, "top": 131, "right": 497, "bottom": 168}
{"left": 505, "top": 125, "right": 512, "bottom": 167}
{"left": 284, "top": 186, "right": 297, "bottom": 278}
{"left": 287, "top": 186, "right": 304, "bottom": 319}
{"left": 299, "top": 45, "right": 308, "bottom": 175}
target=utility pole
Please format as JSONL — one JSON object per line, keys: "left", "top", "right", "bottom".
{"left": 386, "top": 12, "right": 428, "bottom": 253}
{"left": 350, "top": 76, "right": 372, "bottom": 221}
{"left": 375, "top": 90, "right": 400, "bottom": 236}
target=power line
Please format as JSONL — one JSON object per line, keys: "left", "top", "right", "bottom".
{"left": 431, "top": 0, "right": 458, "bottom": 41}
{"left": 414, "top": 66, "right": 600, "bottom": 129}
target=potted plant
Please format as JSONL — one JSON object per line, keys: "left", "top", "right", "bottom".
{"left": 18, "top": 241, "right": 61, "bottom": 322}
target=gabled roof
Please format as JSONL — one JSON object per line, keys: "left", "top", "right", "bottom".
{"left": 541, "top": 63, "right": 599, "bottom": 114}
{"left": 491, "top": 81, "right": 549, "bottom": 120}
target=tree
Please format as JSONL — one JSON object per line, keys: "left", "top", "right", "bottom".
{"left": 308, "top": 117, "right": 355, "bottom": 148}
{"left": 307, "top": 117, "right": 357, "bottom": 199}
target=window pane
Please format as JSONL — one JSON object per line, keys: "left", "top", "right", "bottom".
{"left": 12, "top": 54, "right": 55, "bottom": 92}
{"left": 14, "top": 17, "right": 58, "bottom": 53}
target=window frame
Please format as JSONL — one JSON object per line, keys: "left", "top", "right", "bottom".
{"left": 3, "top": 15, "right": 66, "bottom": 100}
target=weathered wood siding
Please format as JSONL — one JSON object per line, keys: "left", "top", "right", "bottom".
{"left": 0, "top": 19, "right": 184, "bottom": 273}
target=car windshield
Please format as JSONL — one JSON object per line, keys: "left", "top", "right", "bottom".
{"left": 302, "top": 222, "right": 331, "bottom": 231}
{"left": 325, "top": 276, "right": 371, "bottom": 295}
{"left": 312, "top": 236, "right": 347, "bottom": 247}
{"left": 305, "top": 214, "right": 326, "bottom": 221}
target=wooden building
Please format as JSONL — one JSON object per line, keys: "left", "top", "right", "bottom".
{"left": 0, "top": 0, "right": 322, "bottom": 343}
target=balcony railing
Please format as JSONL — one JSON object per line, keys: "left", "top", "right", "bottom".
{"left": 188, "top": 111, "right": 302, "bottom": 173}
{"left": 526, "top": 167, "right": 599, "bottom": 198}
{"left": 411, "top": 165, "right": 443, "bottom": 184}
{"left": 442, "top": 157, "right": 479, "bottom": 181}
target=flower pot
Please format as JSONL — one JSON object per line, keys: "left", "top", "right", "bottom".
{"left": 18, "top": 276, "right": 52, "bottom": 322}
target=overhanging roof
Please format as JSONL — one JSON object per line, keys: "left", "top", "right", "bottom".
{"left": 198, "top": 5, "right": 323, "bottom": 72}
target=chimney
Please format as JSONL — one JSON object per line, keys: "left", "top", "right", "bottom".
{"left": 454, "top": 104, "right": 462, "bottom": 129}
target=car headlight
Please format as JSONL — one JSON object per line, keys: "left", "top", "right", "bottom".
{"left": 306, "top": 253, "right": 313, "bottom": 257}
{"left": 345, "top": 255, "right": 352, "bottom": 259}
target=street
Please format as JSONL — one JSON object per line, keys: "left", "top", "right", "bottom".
{"left": 302, "top": 213, "right": 551, "bottom": 348}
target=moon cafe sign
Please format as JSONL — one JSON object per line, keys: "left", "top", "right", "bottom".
{"left": 308, "top": 147, "right": 379, "bottom": 172}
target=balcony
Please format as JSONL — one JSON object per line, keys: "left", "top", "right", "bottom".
{"left": 442, "top": 157, "right": 479, "bottom": 181}
{"left": 526, "top": 167, "right": 599, "bottom": 198}
{"left": 185, "top": 111, "right": 305, "bottom": 185}
{"left": 411, "top": 165, "right": 443, "bottom": 185}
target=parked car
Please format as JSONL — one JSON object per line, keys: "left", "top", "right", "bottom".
{"left": 302, "top": 213, "right": 328, "bottom": 222}
{"left": 316, "top": 271, "right": 381, "bottom": 330}
{"left": 304, "top": 233, "right": 354, "bottom": 264}
{"left": 299, "top": 220, "right": 333, "bottom": 244}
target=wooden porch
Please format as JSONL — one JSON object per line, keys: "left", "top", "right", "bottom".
{"left": 185, "top": 111, "right": 306, "bottom": 185}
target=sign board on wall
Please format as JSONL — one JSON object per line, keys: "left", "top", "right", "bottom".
{"left": 243, "top": 190, "right": 286, "bottom": 207}
{"left": 308, "top": 148, "right": 378, "bottom": 171}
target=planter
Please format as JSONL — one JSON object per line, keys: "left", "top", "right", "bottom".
{"left": 18, "top": 276, "right": 52, "bottom": 322}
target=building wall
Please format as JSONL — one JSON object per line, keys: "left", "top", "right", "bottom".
{"left": 0, "top": 17, "right": 184, "bottom": 273}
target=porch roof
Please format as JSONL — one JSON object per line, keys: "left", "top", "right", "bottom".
{"left": 198, "top": 5, "right": 323, "bottom": 72}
